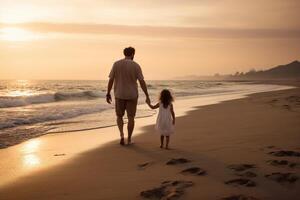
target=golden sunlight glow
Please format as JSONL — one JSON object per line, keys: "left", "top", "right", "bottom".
{"left": 7, "top": 90, "right": 34, "bottom": 97}
{"left": 6, "top": 80, "right": 34, "bottom": 97}
{"left": 0, "top": 4, "right": 38, "bottom": 24}
{"left": 22, "top": 140, "right": 41, "bottom": 168}
{"left": 23, "top": 154, "right": 41, "bottom": 168}
{"left": 22, "top": 140, "right": 41, "bottom": 154}
{"left": 0, "top": 27, "right": 40, "bottom": 41}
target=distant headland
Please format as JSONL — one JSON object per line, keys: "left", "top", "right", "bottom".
{"left": 176, "top": 60, "right": 300, "bottom": 80}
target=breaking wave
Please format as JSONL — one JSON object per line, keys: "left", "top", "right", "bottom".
{"left": 0, "top": 91, "right": 105, "bottom": 108}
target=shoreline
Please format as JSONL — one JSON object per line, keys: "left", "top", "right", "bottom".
{"left": 0, "top": 82, "right": 299, "bottom": 199}
{"left": 0, "top": 81, "right": 294, "bottom": 150}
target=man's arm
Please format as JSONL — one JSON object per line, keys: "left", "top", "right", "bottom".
{"left": 106, "top": 78, "right": 114, "bottom": 104}
{"left": 136, "top": 64, "right": 150, "bottom": 103}
{"left": 138, "top": 79, "right": 150, "bottom": 103}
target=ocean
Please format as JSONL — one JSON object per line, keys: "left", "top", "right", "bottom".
{"left": 0, "top": 80, "right": 287, "bottom": 148}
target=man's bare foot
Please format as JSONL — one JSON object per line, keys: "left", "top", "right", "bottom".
{"left": 127, "top": 138, "right": 134, "bottom": 145}
{"left": 120, "top": 138, "right": 125, "bottom": 146}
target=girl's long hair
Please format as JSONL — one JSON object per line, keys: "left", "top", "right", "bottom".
{"left": 159, "top": 89, "right": 174, "bottom": 108}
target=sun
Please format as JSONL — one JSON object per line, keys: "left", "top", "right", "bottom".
{"left": 0, "top": 27, "right": 39, "bottom": 41}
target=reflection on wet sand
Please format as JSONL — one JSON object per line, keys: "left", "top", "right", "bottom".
{"left": 22, "top": 139, "right": 41, "bottom": 168}
{"left": 23, "top": 154, "right": 40, "bottom": 168}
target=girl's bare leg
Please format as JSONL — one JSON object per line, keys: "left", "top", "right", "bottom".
{"left": 166, "top": 136, "right": 170, "bottom": 149}
{"left": 160, "top": 136, "right": 164, "bottom": 148}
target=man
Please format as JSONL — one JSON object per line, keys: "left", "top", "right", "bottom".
{"left": 106, "top": 47, "right": 150, "bottom": 145}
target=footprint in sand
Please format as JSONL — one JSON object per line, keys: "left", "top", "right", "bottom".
{"left": 283, "top": 104, "right": 291, "bottom": 110}
{"left": 166, "top": 158, "right": 191, "bottom": 165}
{"left": 269, "top": 99, "right": 278, "bottom": 103}
{"left": 181, "top": 167, "right": 206, "bottom": 176}
{"left": 227, "top": 164, "right": 257, "bottom": 178}
{"left": 227, "top": 164, "right": 256, "bottom": 172}
{"left": 267, "top": 145, "right": 276, "bottom": 149}
{"left": 224, "top": 178, "right": 256, "bottom": 187}
{"left": 267, "top": 160, "right": 299, "bottom": 168}
{"left": 54, "top": 153, "right": 65, "bottom": 156}
{"left": 221, "top": 194, "right": 260, "bottom": 200}
{"left": 269, "top": 150, "right": 300, "bottom": 157}
{"left": 265, "top": 172, "right": 298, "bottom": 184}
{"left": 286, "top": 95, "right": 300, "bottom": 103}
{"left": 235, "top": 171, "right": 257, "bottom": 178}
{"left": 140, "top": 180, "right": 193, "bottom": 199}
{"left": 137, "top": 162, "right": 154, "bottom": 170}
{"left": 288, "top": 163, "right": 300, "bottom": 168}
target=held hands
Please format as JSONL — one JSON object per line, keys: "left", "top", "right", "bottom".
{"left": 106, "top": 93, "right": 112, "bottom": 104}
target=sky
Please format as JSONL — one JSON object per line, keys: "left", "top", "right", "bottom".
{"left": 0, "top": 0, "right": 300, "bottom": 80}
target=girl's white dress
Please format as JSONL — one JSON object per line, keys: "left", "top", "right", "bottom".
{"left": 155, "top": 103, "right": 174, "bottom": 136}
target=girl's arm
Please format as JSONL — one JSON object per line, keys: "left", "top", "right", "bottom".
{"left": 170, "top": 104, "right": 175, "bottom": 124}
{"left": 147, "top": 102, "right": 159, "bottom": 109}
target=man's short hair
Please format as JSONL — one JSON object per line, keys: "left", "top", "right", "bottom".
{"left": 123, "top": 47, "right": 135, "bottom": 57}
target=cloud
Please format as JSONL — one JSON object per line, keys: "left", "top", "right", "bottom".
{"left": 1, "top": 22, "right": 300, "bottom": 39}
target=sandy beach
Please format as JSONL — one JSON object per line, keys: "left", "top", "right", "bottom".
{"left": 0, "top": 83, "right": 299, "bottom": 200}
{"left": 1, "top": 1, "right": 300, "bottom": 199}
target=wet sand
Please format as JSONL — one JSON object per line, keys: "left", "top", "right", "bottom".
{"left": 0, "top": 83, "right": 299, "bottom": 200}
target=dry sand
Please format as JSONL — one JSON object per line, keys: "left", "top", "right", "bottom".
{"left": 0, "top": 84, "right": 299, "bottom": 200}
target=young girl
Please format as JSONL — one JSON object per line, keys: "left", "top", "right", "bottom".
{"left": 147, "top": 89, "right": 175, "bottom": 149}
